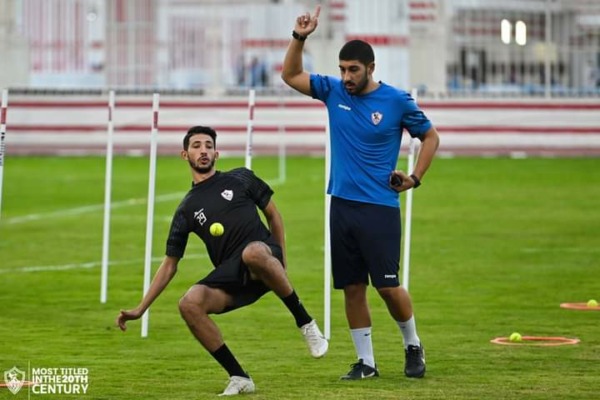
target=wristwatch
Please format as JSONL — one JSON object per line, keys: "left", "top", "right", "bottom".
{"left": 292, "top": 30, "right": 307, "bottom": 41}
{"left": 410, "top": 174, "right": 421, "bottom": 188}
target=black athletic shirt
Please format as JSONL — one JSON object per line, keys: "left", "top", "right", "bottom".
{"left": 166, "top": 168, "right": 274, "bottom": 267}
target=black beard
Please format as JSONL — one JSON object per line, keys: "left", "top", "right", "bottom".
{"left": 188, "top": 158, "right": 215, "bottom": 174}
{"left": 345, "top": 74, "right": 369, "bottom": 95}
{"left": 354, "top": 78, "right": 369, "bottom": 94}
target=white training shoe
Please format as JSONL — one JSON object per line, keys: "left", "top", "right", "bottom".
{"left": 218, "top": 376, "right": 255, "bottom": 396}
{"left": 300, "top": 319, "right": 329, "bottom": 358}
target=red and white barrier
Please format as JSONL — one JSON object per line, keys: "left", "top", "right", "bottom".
{"left": 4, "top": 96, "right": 600, "bottom": 157}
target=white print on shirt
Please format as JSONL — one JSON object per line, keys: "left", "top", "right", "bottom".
{"left": 194, "top": 209, "right": 207, "bottom": 225}
{"left": 221, "top": 190, "right": 233, "bottom": 201}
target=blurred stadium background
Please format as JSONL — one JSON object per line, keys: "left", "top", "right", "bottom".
{"left": 1, "top": 0, "right": 599, "bottom": 156}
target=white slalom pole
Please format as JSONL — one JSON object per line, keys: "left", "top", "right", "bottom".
{"left": 141, "top": 93, "right": 159, "bottom": 338}
{"left": 100, "top": 90, "right": 115, "bottom": 303}
{"left": 277, "top": 94, "right": 287, "bottom": 184}
{"left": 401, "top": 89, "right": 418, "bottom": 291}
{"left": 0, "top": 89, "right": 8, "bottom": 221}
{"left": 245, "top": 89, "right": 255, "bottom": 170}
{"left": 323, "top": 123, "right": 331, "bottom": 340}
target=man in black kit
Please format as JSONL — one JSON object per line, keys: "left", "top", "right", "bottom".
{"left": 116, "top": 126, "right": 328, "bottom": 397}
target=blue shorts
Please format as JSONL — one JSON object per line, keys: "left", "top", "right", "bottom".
{"left": 330, "top": 196, "right": 401, "bottom": 289}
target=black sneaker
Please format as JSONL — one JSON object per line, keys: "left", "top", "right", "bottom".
{"left": 404, "top": 344, "right": 426, "bottom": 378}
{"left": 340, "top": 359, "right": 379, "bottom": 380}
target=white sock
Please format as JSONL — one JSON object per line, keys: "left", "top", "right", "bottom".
{"left": 350, "top": 327, "right": 375, "bottom": 368}
{"left": 397, "top": 316, "right": 420, "bottom": 348}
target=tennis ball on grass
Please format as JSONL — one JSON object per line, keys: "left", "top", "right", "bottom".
{"left": 587, "top": 299, "right": 598, "bottom": 308}
{"left": 209, "top": 222, "right": 224, "bottom": 237}
{"left": 509, "top": 332, "right": 522, "bottom": 342}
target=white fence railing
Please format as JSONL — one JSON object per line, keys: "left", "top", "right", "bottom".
{"left": 4, "top": 94, "right": 600, "bottom": 157}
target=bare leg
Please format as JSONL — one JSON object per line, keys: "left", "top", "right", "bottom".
{"left": 241, "top": 241, "right": 293, "bottom": 297}
{"left": 376, "top": 286, "right": 413, "bottom": 322}
{"left": 344, "top": 283, "right": 371, "bottom": 328}
{"left": 341, "top": 283, "right": 377, "bottom": 373}
{"left": 178, "top": 284, "right": 232, "bottom": 352}
{"left": 377, "top": 285, "right": 424, "bottom": 378}
{"left": 179, "top": 284, "right": 251, "bottom": 381}
{"left": 242, "top": 241, "right": 328, "bottom": 358}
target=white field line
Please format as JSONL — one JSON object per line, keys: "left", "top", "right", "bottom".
{"left": 5, "top": 178, "right": 282, "bottom": 225}
{"left": 4, "top": 192, "right": 186, "bottom": 225}
{"left": 520, "top": 247, "right": 599, "bottom": 253}
{"left": 0, "top": 253, "right": 208, "bottom": 275}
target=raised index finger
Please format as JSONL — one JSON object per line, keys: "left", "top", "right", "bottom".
{"left": 313, "top": 5, "right": 321, "bottom": 19}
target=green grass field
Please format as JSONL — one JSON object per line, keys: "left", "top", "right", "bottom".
{"left": 1, "top": 155, "right": 599, "bottom": 399}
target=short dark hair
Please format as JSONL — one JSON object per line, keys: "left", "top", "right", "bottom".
{"left": 339, "top": 40, "right": 375, "bottom": 66}
{"left": 183, "top": 126, "right": 217, "bottom": 149}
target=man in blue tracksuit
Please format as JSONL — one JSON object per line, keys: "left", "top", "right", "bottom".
{"left": 281, "top": 6, "right": 440, "bottom": 381}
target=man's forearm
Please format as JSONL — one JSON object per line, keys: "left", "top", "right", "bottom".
{"left": 281, "top": 38, "right": 305, "bottom": 81}
{"left": 136, "top": 258, "right": 178, "bottom": 313}
{"left": 413, "top": 128, "right": 440, "bottom": 179}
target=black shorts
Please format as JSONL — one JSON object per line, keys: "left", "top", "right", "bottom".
{"left": 330, "top": 196, "right": 401, "bottom": 289}
{"left": 196, "top": 239, "right": 284, "bottom": 314}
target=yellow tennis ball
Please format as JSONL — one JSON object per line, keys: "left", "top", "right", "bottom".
{"left": 209, "top": 222, "right": 224, "bottom": 237}
{"left": 509, "top": 332, "right": 522, "bottom": 342}
{"left": 587, "top": 299, "right": 598, "bottom": 308}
